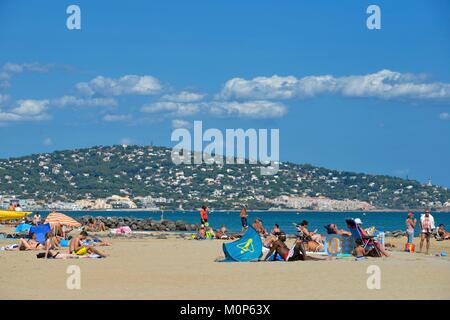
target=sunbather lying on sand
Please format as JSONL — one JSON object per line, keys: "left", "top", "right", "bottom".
{"left": 325, "top": 223, "right": 352, "bottom": 237}
{"left": 215, "top": 225, "right": 235, "bottom": 240}
{"left": 69, "top": 231, "right": 107, "bottom": 257}
{"left": 37, "top": 250, "right": 95, "bottom": 259}
{"left": 6, "top": 232, "right": 44, "bottom": 251}
{"left": 438, "top": 224, "right": 450, "bottom": 240}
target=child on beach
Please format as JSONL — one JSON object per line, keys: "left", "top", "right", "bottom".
{"left": 354, "top": 239, "right": 367, "bottom": 260}
{"left": 405, "top": 212, "right": 416, "bottom": 246}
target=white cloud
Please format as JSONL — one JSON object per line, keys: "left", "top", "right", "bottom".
{"left": 103, "top": 114, "right": 132, "bottom": 122}
{"left": 209, "top": 100, "right": 287, "bottom": 118}
{"left": 171, "top": 119, "right": 192, "bottom": 129}
{"left": 12, "top": 99, "right": 49, "bottom": 115}
{"left": 43, "top": 137, "right": 53, "bottom": 146}
{"left": 439, "top": 112, "right": 450, "bottom": 120}
{"left": 141, "top": 100, "right": 286, "bottom": 119}
{"left": 52, "top": 95, "right": 117, "bottom": 108}
{"left": 0, "top": 111, "right": 22, "bottom": 122}
{"left": 141, "top": 101, "right": 201, "bottom": 117}
{"left": 220, "top": 70, "right": 450, "bottom": 102}
{"left": 161, "top": 91, "right": 205, "bottom": 102}
{"left": 76, "top": 75, "right": 163, "bottom": 97}
{"left": 0, "top": 62, "right": 52, "bottom": 88}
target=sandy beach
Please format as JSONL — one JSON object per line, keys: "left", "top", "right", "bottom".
{"left": 1, "top": 226, "right": 449, "bottom": 300}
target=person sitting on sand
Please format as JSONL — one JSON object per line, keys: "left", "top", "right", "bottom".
{"left": 271, "top": 224, "right": 281, "bottom": 236}
{"left": 296, "top": 220, "right": 324, "bottom": 252}
{"left": 44, "top": 232, "right": 61, "bottom": 259}
{"left": 215, "top": 225, "right": 233, "bottom": 239}
{"left": 7, "top": 233, "right": 44, "bottom": 251}
{"left": 263, "top": 233, "right": 324, "bottom": 262}
{"left": 69, "top": 231, "right": 107, "bottom": 257}
{"left": 252, "top": 218, "right": 268, "bottom": 237}
{"left": 354, "top": 239, "right": 367, "bottom": 260}
{"left": 95, "top": 218, "right": 106, "bottom": 232}
{"left": 437, "top": 224, "right": 450, "bottom": 240}
{"left": 205, "top": 227, "right": 215, "bottom": 239}
{"left": 353, "top": 219, "right": 390, "bottom": 257}
{"left": 194, "top": 226, "right": 207, "bottom": 240}
{"left": 325, "top": 223, "right": 352, "bottom": 237}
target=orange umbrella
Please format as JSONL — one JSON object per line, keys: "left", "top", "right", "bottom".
{"left": 44, "top": 212, "right": 81, "bottom": 227}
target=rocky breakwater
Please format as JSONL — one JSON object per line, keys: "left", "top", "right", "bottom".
{"left": 76, "top": 216, "right": 199, "bottom": 232}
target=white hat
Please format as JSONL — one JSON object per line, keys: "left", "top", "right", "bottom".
{"left": 354, "top": 218, "right": 363, "bottom": 225}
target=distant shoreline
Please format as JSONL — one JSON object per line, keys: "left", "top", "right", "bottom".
{"left": 24, "top": 208, "right": 450, "bottom": 213}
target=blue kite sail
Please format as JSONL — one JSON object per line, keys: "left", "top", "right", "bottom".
{"left": 29, "top": 223, "right": 51, "bottom": 244}
{"left": 223, "top": 226, "right": 263, "bottom": 262}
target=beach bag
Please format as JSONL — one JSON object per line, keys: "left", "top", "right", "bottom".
{"left": 405, "top": 243, "right": 415, "bottom": 253}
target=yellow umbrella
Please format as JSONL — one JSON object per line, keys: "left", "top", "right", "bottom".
{"left": 44, "top": 212, "right": 81, "bottom": 227}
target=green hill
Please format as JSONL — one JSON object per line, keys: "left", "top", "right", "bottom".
{"left": 0, "top": 145, "right": 448, "bottom": 210}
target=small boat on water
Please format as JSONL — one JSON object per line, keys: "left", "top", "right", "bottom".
{"left": 0, "top": 210, "right": 32, "bottom": 221}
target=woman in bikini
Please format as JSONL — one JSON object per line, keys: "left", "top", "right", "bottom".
{"left": 8, "top": 233, "right": 44, "bottom": 251}
{"left": 44, "top": 232, "right": 62, "bottom": 259}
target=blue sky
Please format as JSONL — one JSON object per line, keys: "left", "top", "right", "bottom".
{"left": 1, "top": 0, "right": 449, "bottom": 186}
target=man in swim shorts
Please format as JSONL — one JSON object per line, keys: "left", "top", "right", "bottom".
{"left": 69, "top": 231, "right": 107, "bottom": 257}
{"left": 263, "top": 233, "right": 318, "bottom": 261}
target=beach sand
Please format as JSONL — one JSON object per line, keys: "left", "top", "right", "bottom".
{"left": 1, "top": 227, "right": 449, "bottom": 300}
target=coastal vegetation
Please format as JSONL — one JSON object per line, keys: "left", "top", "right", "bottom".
{"left": 0, "top": 145, "right": 448, "bottom": 210}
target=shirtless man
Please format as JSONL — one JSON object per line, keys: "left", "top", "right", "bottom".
{"left": 252, "top": 218, "right": 268, "bottom": 237}
{"left": 69, "top": 231, "right": 107, "bottom": 257}
{"left": 263, "top": 233, "right": 323, "bottom": 262}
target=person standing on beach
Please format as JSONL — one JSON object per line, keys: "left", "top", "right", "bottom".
{"left": 200, "top": 205, "right": 209, "bottom": 227}
{"left": 240, "top": 205, "right": 248, "bottom": 231}
{"left": 405, "top": 211, "right": 416, "bottom": 246}
{"left": 419, "top": 209, "right": 435, "bottom": 254}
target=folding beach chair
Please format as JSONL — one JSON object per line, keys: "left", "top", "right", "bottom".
{"left": 348, "top": 223, "right": 381, "bottom": 257}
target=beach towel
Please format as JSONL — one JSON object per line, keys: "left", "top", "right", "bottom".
{"left": 0, "top": 244, "right": 19, "bottom": 251}
{"left": 325, "top": 235, "right": 354, "bottom": 256}
{"left": 420, "top": 214, "right": 435, "bottom": 230}
{"left": 110, "top": 226, "right": 132, "bottom": 235}
{"left": 15, "top": 223, "right": 32, "bottom": 233}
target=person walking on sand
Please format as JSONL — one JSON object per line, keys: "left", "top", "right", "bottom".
{"left": 405, "top": 211, "right": 417, "bottom": 246}
{"left": 200, "top": 205, "right": 209, "bottom": 227}
{"left": 419, "top": 209, "right": 435, "bottom": 254}
{"left": 240, "top": 205, "right": 248, "bottom": 231}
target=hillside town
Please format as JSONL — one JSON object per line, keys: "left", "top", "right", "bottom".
{"left": 0, "top": 145, "right": 449, "bottom": 211}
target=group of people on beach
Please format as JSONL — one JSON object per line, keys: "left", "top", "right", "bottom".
{"left": 405, "top": 209, "right": 449, "bottom": 254}
{"left": 3, "top": 212, "right": 110, "bottom": 259}
{"left": 198, "top": 204, "right": 449, "bottom": 261}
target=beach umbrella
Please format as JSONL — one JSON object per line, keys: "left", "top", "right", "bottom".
{"left": 44, "top": 212, "right": 81, "bottom": 228}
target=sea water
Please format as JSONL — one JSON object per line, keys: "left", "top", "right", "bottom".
{"left": 39, "top": 210, "right": 450, "bottom": 235}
